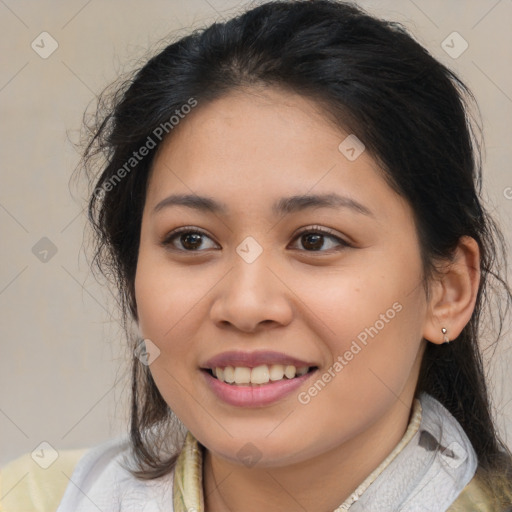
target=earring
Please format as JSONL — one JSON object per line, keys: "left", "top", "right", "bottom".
{"left": 441, "top": 327, "right": 449, "bottom": 344}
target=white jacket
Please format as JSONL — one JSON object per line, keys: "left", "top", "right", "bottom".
{"left": 54, "top": 392, "right": 480, "bottom": 511}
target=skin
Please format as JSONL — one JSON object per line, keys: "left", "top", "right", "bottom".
{"left": 134, "top": 87, "right": 480, "bottom": 512}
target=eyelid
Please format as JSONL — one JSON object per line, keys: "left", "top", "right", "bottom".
{"left": 289, "top": 225, "right": 351, "bottom": 249}
{"left": 161, "top": 224, "right": 351, "bottom": 252}
{"left": 160, "top": 226, "right": 220, "bottom": 250}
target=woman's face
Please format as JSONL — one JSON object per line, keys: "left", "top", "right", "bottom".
{"left": 135, "top": 87, "right": 429, "bottom": 467}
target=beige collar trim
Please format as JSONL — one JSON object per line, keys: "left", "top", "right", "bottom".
{"left": 335, "top": 397, "right": 422, "bottom": 510}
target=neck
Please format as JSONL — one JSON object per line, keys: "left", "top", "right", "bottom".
{"left": 202, "top": 396, "right": 415, "bottom": 512}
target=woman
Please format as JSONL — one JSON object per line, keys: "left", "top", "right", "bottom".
{"left": 2, "top": 1, "right": 511, "bottom": 510}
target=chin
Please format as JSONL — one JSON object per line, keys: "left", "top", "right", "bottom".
{"left": 205, "top": 435, "right": 310, "bottom": 469}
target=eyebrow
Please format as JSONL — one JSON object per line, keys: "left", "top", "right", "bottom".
{"left": 152, "top": 192, "right": 373, "bottom": 217}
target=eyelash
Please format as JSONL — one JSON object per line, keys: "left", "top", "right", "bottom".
{"left": 160, "top": 225, "right": 351, "bottom": 253}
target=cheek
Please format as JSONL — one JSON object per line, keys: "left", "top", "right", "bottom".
{"left": 133, "top": 246, "right": 230, "bottom": 401}
{"left": 133, "top": 252, "right": 210, "bottom": 420}
{"left": 295, "top": 257, "right": 422, "bottom": 346}
{"left": 135, "top": 243, "right": 212, "bottom": 338}
{"left": 295, "top": 246, "right": 426, "bottom": 389}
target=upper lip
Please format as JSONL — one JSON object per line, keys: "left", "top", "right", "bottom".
{"left": 201, "top": 350, "right": 317, "bottom": 369}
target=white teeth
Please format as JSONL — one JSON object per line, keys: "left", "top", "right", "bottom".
{"left": 251, "top": 365, "right": 270, "bottom": 384}
{"left": 269, "top": 364, "right": 284, "bottom": 381}
{"left": 212, "top": 364, "right": 311, "bottom": 385}
{"left": 234, "top": 367, "right": 251, "bottom": 384}
{"left": 223, "top": 366, "right": 235, "bottom": 383}
{"left": 284, "top": 365, "right": 296, "bottom": 379}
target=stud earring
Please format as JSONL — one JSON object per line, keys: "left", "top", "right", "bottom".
{"left": 441, "top": 327, "right": 449, "bottom": 344}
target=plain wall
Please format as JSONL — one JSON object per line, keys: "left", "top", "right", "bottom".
{"left": 1, "top": 0, "right": 511, "bottom": 466}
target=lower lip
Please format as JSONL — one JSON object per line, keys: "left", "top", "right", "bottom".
{"left": 202, "top": 369, "right": 317, "bottom": 407}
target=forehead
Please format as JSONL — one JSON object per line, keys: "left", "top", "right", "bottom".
{"left": 145, "top": 87, "right": 406, "bottom": 222}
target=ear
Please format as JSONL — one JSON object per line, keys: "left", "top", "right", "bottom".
{"left": 423, "top": 236, "right": 480, "bottom": 345}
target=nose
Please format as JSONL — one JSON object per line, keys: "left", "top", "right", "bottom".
{"left": 209, "top": 251, "right": 294, "bottom": 333}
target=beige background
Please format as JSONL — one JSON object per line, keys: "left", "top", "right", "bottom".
{"left": 1, "top": 0, "right": 511, "bottom": 466}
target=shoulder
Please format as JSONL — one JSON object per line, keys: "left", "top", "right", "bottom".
{"left": 1, "top": 436, "right": 176, "bottom": 512}
{"left": 447, "top": 468, "right": 512, "bottom": 512}
{"left": 55, "top": 435, "right": 175, "bottom": 511}
{"left": 0, "top": 445, "right": 89, "bottom": 512}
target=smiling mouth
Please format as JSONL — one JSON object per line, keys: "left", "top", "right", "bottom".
{"left": 204, "top": 364, "right": 318, "bottom": 385}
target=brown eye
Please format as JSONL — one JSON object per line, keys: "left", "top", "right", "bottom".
{"left": 179, "top": 232, "right": 203, "bottom": 250}
{"left": 161, "top": 228, "right": 219, "bottom": 251}
{"left": 301, "top": 233, "right": 325, "bottom": 251}
{"left": 290, "top": 227, "right": 350, "bottom": 252}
